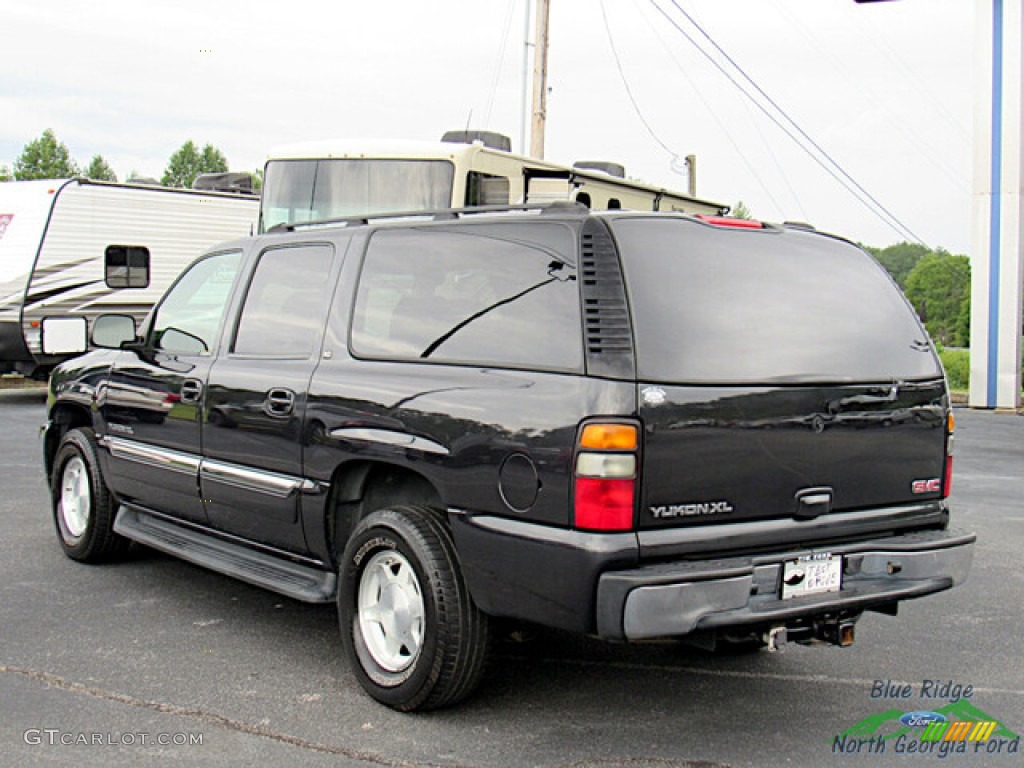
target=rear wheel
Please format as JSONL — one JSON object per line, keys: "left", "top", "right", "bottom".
{"left": 338, "top": 506, "right": 490, "bottom": 711}
{"left": 51, "top": 427, "right": 128, "bottom": 562}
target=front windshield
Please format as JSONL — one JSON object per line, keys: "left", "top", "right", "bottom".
{"left": 260, "top": 159, "right": 455, "bottom": 231}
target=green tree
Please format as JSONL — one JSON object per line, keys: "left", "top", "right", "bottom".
{"left": 161, "top": 141, "right": 229, "bottom": 188}
{"left": 904, "top": 252, "right": 971, "bottom": 346}
{"left": 866, "top": 241, "right": 930, "bottom": 288}
{"left": 0, "top": 165, "right": 12, "bottom": 182}
{"left": 84, "top": 154, "right": 117, "bottom": 182}
{"left": 13, "top": 129, "right": 79, "bottom": 180}
{"left": 954, "top": 291, "right": 971, "bottom": 348}
{"left": 732, "top": 200, "right": 752, "bottom": 219}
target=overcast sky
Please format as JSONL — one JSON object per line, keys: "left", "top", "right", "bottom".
{"left": 0, "top": 0, "right": 974, "bottom": 252}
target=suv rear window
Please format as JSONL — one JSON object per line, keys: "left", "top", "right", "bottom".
{"left": 611, "top": 218, "right": 941, "bottom": 384}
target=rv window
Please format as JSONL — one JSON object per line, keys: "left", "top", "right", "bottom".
{"left": 465, "top": 173, "right": 510, "bottom": 206}
{"left": 105, "top": 245, "right": 150, "bottom": 288}
{"left": 261, "top": 159, "right": 454, "bottom": 230}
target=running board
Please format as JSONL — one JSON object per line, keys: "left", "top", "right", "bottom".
{"left": 113, "top": 505, "right": 337, "bottom": 603}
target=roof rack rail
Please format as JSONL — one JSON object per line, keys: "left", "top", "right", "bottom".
{"left": 266, "top": 201, "right": 588, "bottom": 233}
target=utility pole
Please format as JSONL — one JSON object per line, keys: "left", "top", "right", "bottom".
{"left": 530, "top": 0, "right": 551, "bottom": 159}
{"left": 685, "top": 155, "right": 697, "bottom": 197}
{"left": 520, "top": 1, "right": 532, "bottom": 156}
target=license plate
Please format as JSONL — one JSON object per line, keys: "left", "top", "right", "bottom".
{"left": 782, "top": 554, "right": 842, "bottom": 600}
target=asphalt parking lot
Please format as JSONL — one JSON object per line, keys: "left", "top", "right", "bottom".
{"left": 1, "top": 387, "right": 1021, "bottom": 768}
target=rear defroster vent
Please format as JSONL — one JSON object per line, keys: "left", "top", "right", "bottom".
{"left": 580, "top": 218, "right": 635, "bottom": 379}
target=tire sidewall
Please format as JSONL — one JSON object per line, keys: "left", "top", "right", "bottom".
{"left": 51, "top": 429, "right": 103, "bottom": 559}
{"left": 339, "top": 511, "right": 441, "bottom": 709}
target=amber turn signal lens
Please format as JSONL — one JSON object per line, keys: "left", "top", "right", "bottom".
{"left": 579, "top": 423, "right": 637, "bottom": 451}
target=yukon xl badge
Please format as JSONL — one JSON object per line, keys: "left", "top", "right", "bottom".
{"left": 650, "top": 501, "right": 735, "bottom": 519}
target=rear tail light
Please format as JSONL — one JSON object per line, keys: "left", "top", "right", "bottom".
{"left": 573, "top": 421, "right": 638, "bottom": 531}
{"left": 943, "top": 412, "right": 954, "bottom": 498}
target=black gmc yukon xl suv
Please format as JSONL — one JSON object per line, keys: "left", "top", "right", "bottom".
{"left": 43, "top": 206, "right": 974, "bottom": 711}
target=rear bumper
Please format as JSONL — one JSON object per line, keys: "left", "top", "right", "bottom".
{"left": 595, "top": 528, "right": 975, "bottom": 641}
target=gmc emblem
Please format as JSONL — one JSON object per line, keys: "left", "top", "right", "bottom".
{"left": 912, "top": 478, "right": 942, "bottom": 494}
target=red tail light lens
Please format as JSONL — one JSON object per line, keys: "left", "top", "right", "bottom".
{"left": 574, "top": 478, "right": 635, "bottom": 531}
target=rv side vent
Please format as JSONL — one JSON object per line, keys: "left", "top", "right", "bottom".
{"left": 441, "top": 131, "right": 513, "bottom": 152}
{"left": 579, "top": 217, "right": 634, "bottom": 379}
{"left": 574, "top": 161, "right": 626, "bottom": 178}
{"left": 192, "top": 172, "right": 255, "bottom": 195}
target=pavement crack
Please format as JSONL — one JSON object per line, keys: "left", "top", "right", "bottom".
{"left": 0, "top": 665, "right": 477, "bottom": 768}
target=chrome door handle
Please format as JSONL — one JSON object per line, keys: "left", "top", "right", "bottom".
{"left": 180, "top": 378, "right": 203, "bottom": 404}
{"left": 266, "top": 388, "right": 295, "bottom": 416}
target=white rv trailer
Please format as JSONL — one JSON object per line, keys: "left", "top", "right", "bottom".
{"left": 259, "top": 131, "right": 726, "bottom": 232}
{"left": 0, "top": 178, "right": 258, "bottom": 376}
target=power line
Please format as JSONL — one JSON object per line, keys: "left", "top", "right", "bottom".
{"left": 650, "top": 0, "right": 927, "bottom": 246}
{"left": 629, "top": 0, "right": 790, "bottom": 217}
{"left": 738, "top": 95, "right": 810, "bottom": 221}
{"left": 483, "top": 0, "right": 518, "bottom": 130}
{"left": 603, "top": 0, "right": 789, "bottom": 218}
{"left": 598, "top": 0, "right": 677, "bottom": 159}
{"left": 851, "top": 6, "right": 970, "bottom": 143}
{"left": 662, "top": 0, "right": 925, "bottom": 244}
{"left": 766, "top": 0, "right": 968, "bottom": 195}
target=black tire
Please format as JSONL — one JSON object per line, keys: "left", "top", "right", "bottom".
{"left": 338, "top": 505, "right": 490, "bottom": 711}
{"left": 50, "top": 427, "right": 128, "bottom": 563}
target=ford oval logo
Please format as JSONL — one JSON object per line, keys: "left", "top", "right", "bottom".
{"left": 899, "top": 711, "right": 947, "bottom": 728}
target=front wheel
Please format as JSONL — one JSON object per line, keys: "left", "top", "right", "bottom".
{"left": 338, "top": 506, "right": 490, "bottom": 711}
{"left": 50, "top": 427, "right": 128, "bottom": 562}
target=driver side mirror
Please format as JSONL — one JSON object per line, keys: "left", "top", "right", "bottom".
{"left": 91, "top": 314, "right": 138, "bottom": 350}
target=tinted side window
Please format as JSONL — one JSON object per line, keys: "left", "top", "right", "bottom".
{"left": 105, "top": 245, "right": 150, "bottom": 288}
{"left": 151, "top": 251, "right": 242, "bottom": 355}
{"left": 232, "top": 244, "right": 335, "bottom": 357}
{"left": 352, "top": 224, "right": 582, "bottom": 371}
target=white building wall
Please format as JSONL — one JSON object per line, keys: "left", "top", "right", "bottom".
{"left": 970, "top": 0, "right": 1024, "bottom": 409}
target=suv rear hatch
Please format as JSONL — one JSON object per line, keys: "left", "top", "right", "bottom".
{"left": 609, "top": 217, "right": 949, "bottom": 540}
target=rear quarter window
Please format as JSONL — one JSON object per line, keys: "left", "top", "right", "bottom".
{"left": 611, "top": 218, "right": 942, "bottom": 384}
{"left": 351, "top": 223, "right": 582, "bottom": 372}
